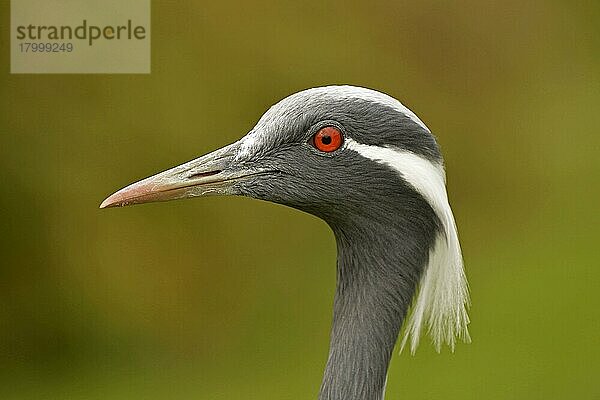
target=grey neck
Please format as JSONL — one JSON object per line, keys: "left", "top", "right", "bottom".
{"left": 318, "top": 215, "right": 436, "bottom": 400}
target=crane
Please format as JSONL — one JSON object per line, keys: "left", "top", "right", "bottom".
{"left": 100, "top": 85, "right": 470, "bottom": 400}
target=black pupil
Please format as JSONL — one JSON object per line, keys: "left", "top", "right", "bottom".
{"left": 321, "top": 135, "right": 332, "bottom": 145}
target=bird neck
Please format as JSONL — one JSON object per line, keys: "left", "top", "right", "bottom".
{"left": 319, "top": 218, "right": 434, "bottom": 400}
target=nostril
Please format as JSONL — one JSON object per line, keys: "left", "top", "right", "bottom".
{"left": 188, "top": 170, "right": 222, "bottom": 179}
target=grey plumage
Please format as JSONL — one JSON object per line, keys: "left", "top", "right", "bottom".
{"left": 233, "top": 93, "right": 442, "bottom": 400}
{"left": 100, "top": 85, "right": 469, "bottom": 400}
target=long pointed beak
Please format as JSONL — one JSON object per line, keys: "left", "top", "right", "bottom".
{"left": 100, "top": 141, "right": 258, "bottom": 209}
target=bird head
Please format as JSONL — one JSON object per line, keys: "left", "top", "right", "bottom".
{"left": 100, "top": 85, "right": 469, "bottom": 354}
{"left": 101, "top": 86, "right": 438, "bottom": 223}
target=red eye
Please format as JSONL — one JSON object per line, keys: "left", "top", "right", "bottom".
{"left": 312, "top": 126, "right": 343, "bottom": 152}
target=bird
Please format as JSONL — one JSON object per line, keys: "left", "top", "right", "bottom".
{"left": 100, "top": 85, "right": 470, "bottom": 400}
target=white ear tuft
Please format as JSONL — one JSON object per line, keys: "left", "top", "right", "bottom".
{"left": 400, "top": 204, "right": 471, "bottom": 354}
{"left": 345, "top": 138, "right": 470, "bottom": 354}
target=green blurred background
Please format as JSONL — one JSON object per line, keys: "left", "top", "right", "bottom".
{"left": 1, "top": 1, "right": 599, "bottom": 399}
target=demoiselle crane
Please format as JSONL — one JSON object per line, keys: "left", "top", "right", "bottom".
{"left": 100, "top": 86, "right": 470, "bottom": 400}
